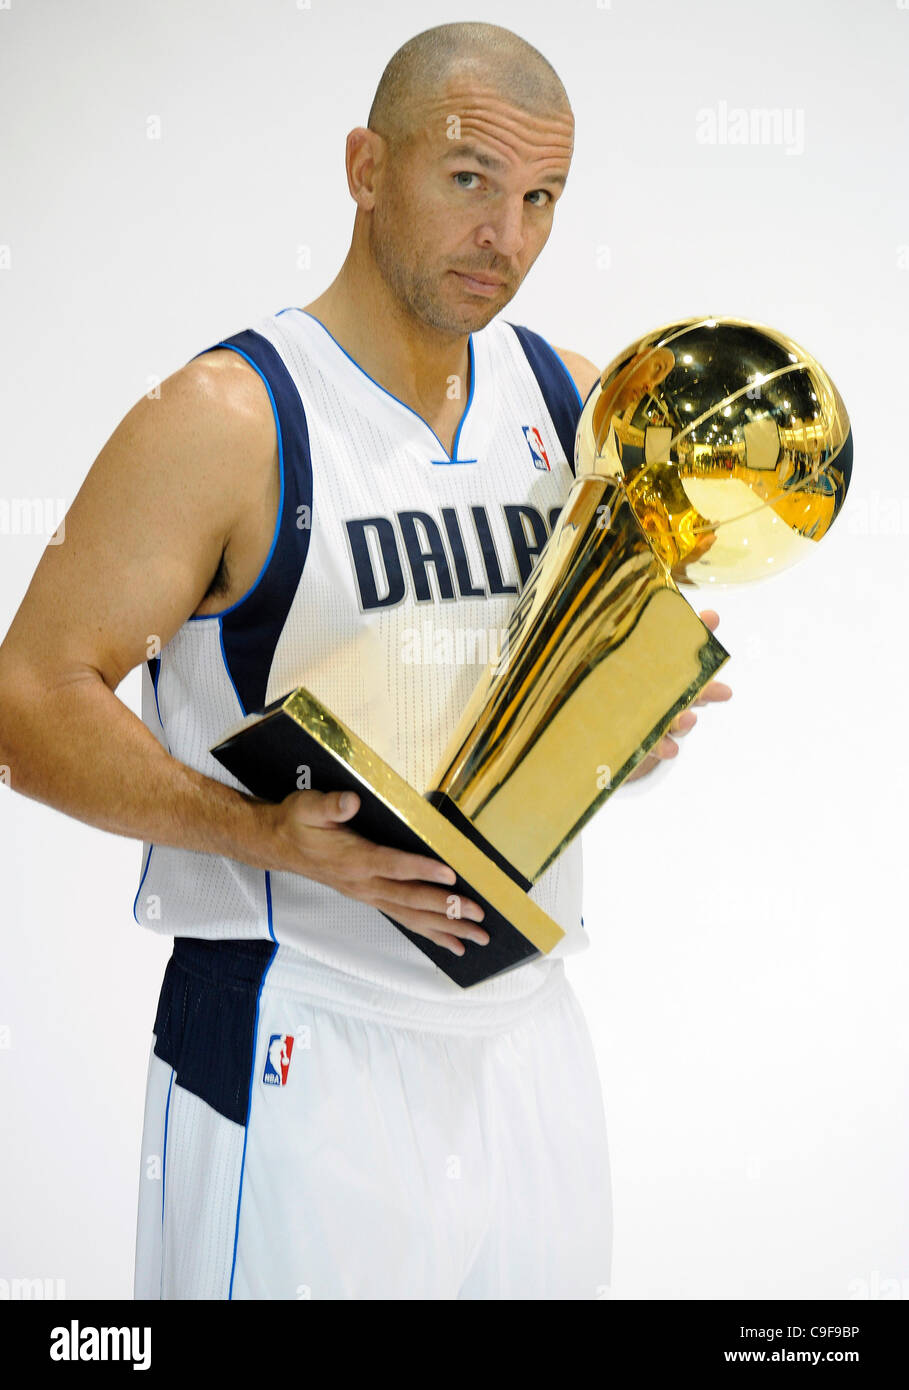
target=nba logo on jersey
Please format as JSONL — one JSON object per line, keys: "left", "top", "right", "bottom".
{"left": 522, "top": 425, "right": 551, "bottom": 471}
{"left": 263, "top": 1034, "right": 294, "bottom": 1086}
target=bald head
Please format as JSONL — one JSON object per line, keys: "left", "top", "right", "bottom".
{"left": 343, "top": 23, "right": 574, "bottom": 337}
{"left": 367, "top": 22, "right": 572, "bottom": 151}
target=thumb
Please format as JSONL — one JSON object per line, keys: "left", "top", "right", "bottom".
{"left": 287, "top": 788, "right": 360, "bottom": 826}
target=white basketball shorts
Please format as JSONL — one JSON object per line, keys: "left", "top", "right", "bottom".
{"left": 133, "top": 936, "right": 613, "bottom": 1300}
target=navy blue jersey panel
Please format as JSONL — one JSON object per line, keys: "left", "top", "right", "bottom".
{"left": 191, "top": 328, "right": 314, "bottom": 717}
{"left": 152, "top": 937, "right": 277, "bottom": 1126}
{"left": 508, "top": 323, "right": 585, "bottom": 477}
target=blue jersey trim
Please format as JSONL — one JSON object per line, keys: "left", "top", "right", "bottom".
{"left": 132, "top": 843, "right": 154, "bottom": 925}
{"left": 161, "top": 1066, "right": 174, "bottom": 1228}
{"left": 300, "top": 309, "right": 476, "bottom": 465}
{"left": 182, "top": 328, "right": 314, "bottom": 718}
{"left": 218, "top": 616, "right": 246, "bottom": 717}
{"left": 448, "top": 334, "right": 475, "bottom": 461}
{"left": 516, "top": 326, "right": 584, "bottom": 410}
{"left": 507, "top": 323, "right": 585, "bottom": 476}
{"left": 186, "top": 343, "right": 286, "bottom": 624}
{"left": 556, "top": 345, "right": 583, "bottom": 410}
{"left": 229, "top": 942, "right": 279, "bottom": 1300}
{"left": 134, "top": 650, "right": 163, "bottom": 924}
{"left": 265, "top": 870, "right": 276, "bottom": 943}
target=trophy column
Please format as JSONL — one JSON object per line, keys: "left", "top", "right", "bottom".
{"left": 426, "top": 471, "right": 729, "bottom": 884}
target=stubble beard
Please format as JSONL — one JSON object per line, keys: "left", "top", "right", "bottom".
{"left": 368, "top": 208, "right": 509, "bottom": 337}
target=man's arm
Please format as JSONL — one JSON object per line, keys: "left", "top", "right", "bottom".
{"left": 0, "top": 353, "right": 261, "bottom": 835}
{"left": 552, "top": 345, "right": 732, "bottom": 782}
{"left": 0, "top": 355, "right": 487, "bottom": 957}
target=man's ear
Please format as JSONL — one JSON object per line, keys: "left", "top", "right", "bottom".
{"left": 346, "top": 127, "right": 385, "bottom": 210}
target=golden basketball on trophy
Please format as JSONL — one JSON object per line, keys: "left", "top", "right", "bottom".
{"left": 576, "top": 315, "right": 852, "bottom": 586}
{"left": 211, "top": 316, "right": 853, "bottom": 987}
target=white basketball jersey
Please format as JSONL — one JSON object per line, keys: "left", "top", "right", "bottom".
{"left": 134, "top": 306, "right": 591, "bottom": 1001}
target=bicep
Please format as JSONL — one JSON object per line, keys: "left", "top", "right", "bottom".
{"left": 0, "top": 356, "right": 272, "bottom": 693}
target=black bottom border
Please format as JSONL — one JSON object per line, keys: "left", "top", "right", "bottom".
{"left": 3, "top": 1296, "right": 903, "bottom": 1374}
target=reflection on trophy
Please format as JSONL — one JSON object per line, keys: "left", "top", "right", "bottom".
{"left": 211, "top": 316, "right": 852, "bottom": 987}
{"left": 579, "top": 316, "right": 851, "bottom": 586}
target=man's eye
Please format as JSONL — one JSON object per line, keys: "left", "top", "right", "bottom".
{"left": 526, "top": 189, "right": 552, "bottom": 207}
{"left": 453, "top": 171, "right": 481, "bottom": 189}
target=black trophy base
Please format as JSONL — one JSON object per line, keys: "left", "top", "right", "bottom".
{"left": 209, "top": 689, "right": 564, "bottom": 988}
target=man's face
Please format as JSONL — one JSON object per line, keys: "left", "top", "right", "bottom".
{"left": 367, "top": 82, "right": 574, "bottom": 336}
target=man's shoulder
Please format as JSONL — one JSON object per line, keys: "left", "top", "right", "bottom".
{"left": 492, "top": 319, "right": 601, "bottom": 405}
{"left": 177, "top": 346, "right": 275, "bottom": 432}
{"left": 177, "top": 306, "right": 293, "bottom": 426}
{"left": 549, "top": 345, "right": 601, "bottom": 405}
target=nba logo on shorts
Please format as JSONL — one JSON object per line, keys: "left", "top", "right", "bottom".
{"left": 263, "top": 1033, "right": 294, "bottom": 1086}
{"left": 522, "top": 425, "right": 551, "bottom": 471}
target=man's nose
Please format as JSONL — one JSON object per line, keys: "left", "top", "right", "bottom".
{"left": 475, "top": 197, "right": 526, "bottom": 258}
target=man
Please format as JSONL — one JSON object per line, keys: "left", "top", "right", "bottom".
{"left": 0, "top": 22, "right": 730, "bottom": 1299}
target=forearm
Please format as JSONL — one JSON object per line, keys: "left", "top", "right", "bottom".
{"left": 0, "top": 668, "right": 278, "bottom": 870}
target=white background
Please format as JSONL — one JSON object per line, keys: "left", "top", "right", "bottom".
{"left": 1, "top": 0, "right": 906, "bottom": 1300}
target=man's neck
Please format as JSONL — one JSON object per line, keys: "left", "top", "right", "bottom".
{"left": 303, "top": 253, "right": 472, "bottom": 423}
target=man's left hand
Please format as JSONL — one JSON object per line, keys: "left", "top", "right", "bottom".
{"left": 623, "top": 608, "right": 732, "bottom": 783}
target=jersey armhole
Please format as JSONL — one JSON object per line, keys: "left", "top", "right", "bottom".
{"left": 186, "top": 342, "right": 286, "bottom": 624}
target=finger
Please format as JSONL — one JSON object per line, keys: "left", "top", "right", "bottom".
{"left": 370, "top": 881, "right": 486, "bottom": 924}
{"left": 285, "top": 787, "right": 361, "bottom": 826}
{"left": 372, "top": 901, "right": 490, "bottom": 954}
{"left": 669, "top": 709, "right": 697, "bottom": 735}
{"left": 327, "top": 790, "right": 360, "bottom": 820}
{"left": 692, "top": 680, "right": 733, "bottom": 705}
{"left": 366, "top": 844, "right": 459, "bottom": 887}
{"left": 623, "top": 754, "right": 655, "bottom": 782}
{"left": 698, "top": 608, "right": 720, "bottom": 629}
{"left": 653, "top": 733, "right": 680, "bottom": 759}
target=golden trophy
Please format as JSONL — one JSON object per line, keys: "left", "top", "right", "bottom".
{"left": 211, "top": 316, "right": 852, "bottom": 987}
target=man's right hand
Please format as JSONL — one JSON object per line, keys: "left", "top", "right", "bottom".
{"left": 267, "top": 788, "right": 490, "bottom": 958}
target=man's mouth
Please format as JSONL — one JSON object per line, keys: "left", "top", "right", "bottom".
{"left": 451, "top": 271, "right": 506, "bottom": 296}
